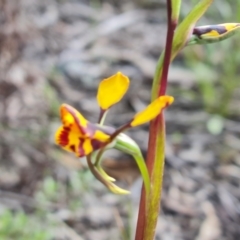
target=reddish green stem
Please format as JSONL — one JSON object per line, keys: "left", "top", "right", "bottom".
{"left": 135, "top": 1, "right": 177, "bottom": 239}
{"left": 159, "top": 3, "right": 177, "bottom": 96}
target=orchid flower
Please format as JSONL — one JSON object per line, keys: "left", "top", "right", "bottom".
{"left": 55, "top": 72, "right": 174, "bottom": 194}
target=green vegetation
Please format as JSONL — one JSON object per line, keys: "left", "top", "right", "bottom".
{"left": 0, "top": 210, "right": 52, "bottom": 240}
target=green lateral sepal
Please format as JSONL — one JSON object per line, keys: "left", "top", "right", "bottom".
{"left": 115, "top": 133, "right": 150, "bottom": 196}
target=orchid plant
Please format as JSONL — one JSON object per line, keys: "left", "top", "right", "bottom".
{"left": 55, "top": 0, "right": 240, "bottom": 239}
{"left": 55, "top": 72, "right": 173, "bottom": 195}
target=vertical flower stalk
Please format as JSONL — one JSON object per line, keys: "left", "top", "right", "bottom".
{"left": 135, "top": 1, "right": 178, "bottom": 239}
{"left": 135, "top": 0, "right": 215, "bottom": 239}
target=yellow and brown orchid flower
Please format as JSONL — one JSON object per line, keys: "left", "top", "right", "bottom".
{"left": 188, "top": 23, "right": 240, "bottom": 45}
{"left": 55, "top": 105, "right": 114, "bottom": 157}
{"left": 55, "top": 72, "right": 174, "bottom": 194}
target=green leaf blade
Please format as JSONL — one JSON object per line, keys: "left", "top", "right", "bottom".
{"left": 172, "top": 0, "right": 214, "bottom": 59}
{"left": 171, "top": 0, "right": 182, "bottom": 22}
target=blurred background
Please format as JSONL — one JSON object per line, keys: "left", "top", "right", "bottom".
{"left": 0, "top": 0, "right": 240, "bottom": 239}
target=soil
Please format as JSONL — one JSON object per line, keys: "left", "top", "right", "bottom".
{"left": 0, "top": 0, "right": 240, "bottom": 240}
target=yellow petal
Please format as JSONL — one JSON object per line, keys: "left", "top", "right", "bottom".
{"left": 93, "top": 130, "right": 111, "bottom": 142}
{"left": 60, "top": 104, "right": 88, "bottom": 130}
{"left": 56, "top": 104, "right": 95, "bottom": 157}
{"left": 97, "top": 72, "right": 130, "bottom": 110}
{"left": 55, "top": 126, "right": 93, "bottom": 157}
{"left": 130, "top": 96, "right": 174, "bottom": 127}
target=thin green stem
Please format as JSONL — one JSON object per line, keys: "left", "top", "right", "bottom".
{"left": 86, "top": 154, "right": 109, "bottom": 188}
{"left": 98, "top": 109, "right": 108, "bottom": 125}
